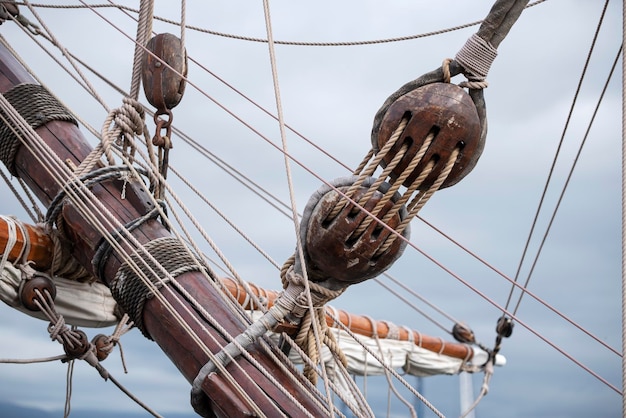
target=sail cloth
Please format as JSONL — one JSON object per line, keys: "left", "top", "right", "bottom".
{"left": 0, "top": 261, "right": 499, "bottom": 377}
{"left": 252, "top": 312, "right": 499, "bottom": 378}
{"left": 0, "top": 262, "right": 118, "bottom": 328}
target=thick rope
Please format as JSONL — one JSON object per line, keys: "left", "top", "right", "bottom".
{"left": 129, "top": 0, "right": 154, "bottom": 99}
{"left": 622, "top": 0, "right": 626, "bottom": 410}
{"left": 0, "top": 83, "right": 77, "bottom": 175}
{"left": 278, "top": 261, "right": 348, "bottom": 384}
{"left": 24, "top": 1, "right": 546, "bottom": 47}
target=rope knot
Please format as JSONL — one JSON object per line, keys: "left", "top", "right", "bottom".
{"left": 100, "top": 97, "right": 146, "bottom": 166}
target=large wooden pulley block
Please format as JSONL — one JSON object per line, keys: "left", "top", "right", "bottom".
{"left": 374, "top": 82, "right": 483, "bottom": 189}
{"left": 142, "top": 33, "right": 188, "bottom": 110}
{"left": 300, "top": 177, "right": 409, "bottom": 287}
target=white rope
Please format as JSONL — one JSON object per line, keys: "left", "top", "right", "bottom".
{"left": 621, "top": 0, "right": 626, "bottom": 412}
{"left": 129, "top": 0, "right": 154, "bottom": 99}
{"left": 260, "top": 1, "right": 338, "bottom": 413}
{"left": 0, "top": 215, "right": 17, "bottom": 272}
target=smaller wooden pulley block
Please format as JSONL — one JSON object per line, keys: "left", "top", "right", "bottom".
{"left": 92, "top": 334, "right": 112, "bottom": 361}
{"left": 63, "top": 329, "right": 91, "bottom": 358}
{"left": 19, "top": 274, "right": 56, "bottom": 311}
{"left": 374, "top": 82, "right": 483, "bottom": 190}
{"left": 299, "top": 177, "right": 409, "bottom": 288}
{"left": 142, "top": 33, "right": 188, "bottom": 111}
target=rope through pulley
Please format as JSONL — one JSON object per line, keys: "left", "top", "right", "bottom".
{"left": 274, "top": 0, "right": 530, "bottom": 392}
{"left": 194, "top": 0, "right": 530, "bottom": 410}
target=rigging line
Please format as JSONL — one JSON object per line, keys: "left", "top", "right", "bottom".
{"left": 327, "top": 312, "right": 446, "bottom": 418}
{"left": 504, "top": 0, "right": 610, "bottom": 312}
{"left": 106, "top": 0, "right": 354, "bottom": 172}
{"left": 0, "top": 102, "right": 278, "bottom": 416}
{"left": 128, "top": 0, "right": 153, "bottom": 99}
{"left": 22, "top": 1, "right": 621, "bottom": 364}
{"left": 106, "top": 373, "right": 164, "bottom": 418}
{"left": 511, "top": 43, "right": 624, "bottom": 317}
{"left": 3, "top": 18, "right": 288, "bottom": 362}
{"left": 404, "top": 231, "right": 622, "bottom": 395}
{"left": 0, "top": 166, "right": 38, "bottom": 222}
{"left": 261, "top": 0, "right": 336, "bottom": 413}
{"left": 169, "top": 166, "right": 282, "bottom": 272}
{"left": 29, "top": 0, "right": 547, "bottom": 47}
{"left": 621, "top": 0, "right": 625, "bottom": 409}
{"left": 19, "top": 1, "right": 111, "bottom": 112}
{"left": 371, "top": 332, "right": 417, "bottom": 418}
{"left": 373, "top": 277, "right": 452, "bottom": 336}
{"left": 417, "top": 216, "right": 622, "bottom": 357}
{"left": 0, "top": 16, "right": 269, "bottom": 334}
{"left": 62, "top": 6, "right": 621, "bottom": 363}
{"left": 17, "top": 0, "right": 616, "bottom": 392}
{"left": 0, "top": 354, "right": 66, "bottom": 363}
{"left": 0, "top": 44, "right": 302, "bottom": 418}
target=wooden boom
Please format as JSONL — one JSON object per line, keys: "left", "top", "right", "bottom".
{"left": 0, "top": 42, "right": 330, "bottom": 417}
{"left": 0, "top": 217, "right": 474, "bottom": 362}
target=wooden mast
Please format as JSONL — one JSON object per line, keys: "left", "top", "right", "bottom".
{"left": 0, "top": 42, "right": 331, "bottom": 417}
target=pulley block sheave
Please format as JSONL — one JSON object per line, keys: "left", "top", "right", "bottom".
{"left": 373, "top": 82, "right": 483, "bottom": 190}
{"left": 141, "top": 33, "right": 188, "bottom": 111}
{"left": 298, "top": 177, "right": 409, "bottom": 287}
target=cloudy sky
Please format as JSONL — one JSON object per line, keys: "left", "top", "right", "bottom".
{"left": 0, "top": 1, "right": 622, "bottom": 417}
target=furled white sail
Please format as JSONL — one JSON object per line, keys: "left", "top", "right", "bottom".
{"left": 0, "top": 262, "right": 118, "bottom": 328}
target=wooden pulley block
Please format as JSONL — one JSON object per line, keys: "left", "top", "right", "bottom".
{"left": 63, "top": 329, "right": 91, "bottom": 359}
{"left": 300, "top": 177, "right": 409, "bottom": 287}
{"left": 374, "top": 82, "right": 482, "bottom": 190}
{"left": 91, "top": 334, "right": 111, "bottom": 361}
{"left": 19, "top": 274, "right": 56, "bottom": 311}
{"left": 142, "top": 33, "right": 188, "bottom": 110}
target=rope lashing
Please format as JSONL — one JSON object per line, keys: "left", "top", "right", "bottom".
{"left": 110, "top": 237, "right": 204, "bottom": 338}
{"left": 0, "top": 83, "right": 77, "bottom": 176}
{"left": 44, "top": 165, "right": 153, "bottom": 283}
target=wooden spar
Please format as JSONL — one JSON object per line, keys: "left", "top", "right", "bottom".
{"left": 0, "top": 218, "right": 52, "bottom": 270}
{"left": 0, "top": 43, "right": 330, "bottom": 417}
{"left": 221, "top": 277, "right": 474, "bottom": 360}
{"left": 0, "top": 219, "right": 474, "bottom": 362}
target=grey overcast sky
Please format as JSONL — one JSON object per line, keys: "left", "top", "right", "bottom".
{"left": 0, "top": 1, "right": 622, "bottom": 417}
